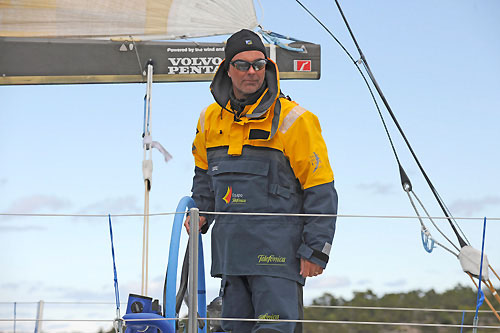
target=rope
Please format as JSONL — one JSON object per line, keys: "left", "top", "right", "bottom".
{"left": 491, "top": 265, "right": 500, "bottom": 283}
{"left": 108, "top": 214, "right": 123, "bottom": 333}
{"left": 108, "top": 215, "right": 120, "bottom": 312}
{"left": 473, "top": 217, "right": 488, "bottom": 331}
{"left": 468, "top": 273, "right": 500, "bottom": 322}
{"left": 461, "top": 310, "right": 466, "bottom": 333}
{"left": 259, "top": 29, "right": 305, "bottom": 52}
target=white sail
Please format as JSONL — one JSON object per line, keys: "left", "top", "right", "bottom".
{"left": 0, "top": 0, "right": 257, "bottom": 40}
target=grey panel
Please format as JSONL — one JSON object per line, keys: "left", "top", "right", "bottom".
{"left": 0, "top": 38, "right": 320, "bottom": 85}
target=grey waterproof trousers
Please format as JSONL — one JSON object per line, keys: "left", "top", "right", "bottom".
{"left": 220, "top": 275, "right": 303, "bottom": 333}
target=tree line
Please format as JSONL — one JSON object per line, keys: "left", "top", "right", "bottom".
{"left": 98, "top": 284, "right": 498, "bottom": 332}
{"left": 303, "top": 284, "right": 497, "bottom": 332}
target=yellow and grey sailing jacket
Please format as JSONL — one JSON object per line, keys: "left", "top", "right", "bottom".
{"left": 191, "top": 59, "right": 338, "bottom": 285}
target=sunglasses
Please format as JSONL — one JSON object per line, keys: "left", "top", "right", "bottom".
{"left": 230, "top": 59, "right": 268, "bottom": 71}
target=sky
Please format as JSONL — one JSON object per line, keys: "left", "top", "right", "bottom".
{"left": 1, "top": 0, "right": 500, "bottom": 332}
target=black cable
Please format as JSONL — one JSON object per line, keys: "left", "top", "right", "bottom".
{"left": 295, "top": 0, "right": 403, "bottom": 170}
{"left": 332, "top": 0, "right": 467, "bottom": 248}
{"left": 296, "top": 0, "right": 468, "bottom": 248}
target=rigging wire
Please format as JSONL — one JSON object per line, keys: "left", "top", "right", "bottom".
{"left": 129, "top": 36, "right": 146, "bottom": 79}
{"left": 107, "top": 214, "right": 123, "bottom": 333}
{"left": 295, "top": 0, "right": 470, "bottom": 250}
{"left": 295, "top": 4, "right": 500, "bottom": 322}
{"left": 13, "top": 302, "right": 16, "bottom": 333}
{"left": 1, "top": 211, "right": 500, "bottom": 220}
{"left": 293, "top": 0, "right": 406, "bottom": 184}
{"left": 405, "top": 191, "right": 459, "bottom": 256}
{"left": 332, "top": 0, "right": 470, "bottom": 247}
{"left": 2, "top": 317, "right": 500, "bottom": 329}
{"left": 306, "top": 305, "right": 496, "bottom": 313}
{"left": 1, "top": 301, "right": 497, "bottom": 313}
{"left": 409, "top": 191, "right": 461, "bottom": 253}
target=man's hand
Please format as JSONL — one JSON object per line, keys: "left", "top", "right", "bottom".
{"left": 184, "top": 215, "right": 207, "bottom": 234}
{"left": 300, "top": 258, "right": 324, "bottom": 278}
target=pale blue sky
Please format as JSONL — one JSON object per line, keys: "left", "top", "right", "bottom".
{"left": 1, "top": 0, "right": 500, "bottom": 331}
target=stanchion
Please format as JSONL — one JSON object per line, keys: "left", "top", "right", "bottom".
{"left": 188, "top": 207, "right": 200, "bottom": 333}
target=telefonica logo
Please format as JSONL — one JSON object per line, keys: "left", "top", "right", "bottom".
{"left": 257, "top": 254, "right": 286, "bottom": 266}
{"left": 258, "top": 313, "right": 279, "bottom": 320}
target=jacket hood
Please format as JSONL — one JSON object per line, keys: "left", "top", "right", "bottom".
{"left": 210, "top": 58, "right": 281, "bottom": 119}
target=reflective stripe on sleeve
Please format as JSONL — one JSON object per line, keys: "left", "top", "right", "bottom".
{"left": 279, "top": 105, "right": 307, "bottom": 134}
{"left": 322, "top": 243, "right": 332, "bottom": 256}
{"left": 200, "top": 107, "right": 208, "bottom": 133}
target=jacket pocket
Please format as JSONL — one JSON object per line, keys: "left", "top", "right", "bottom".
{"left": 208, "top": 159, "right": 269, "bottom": 213}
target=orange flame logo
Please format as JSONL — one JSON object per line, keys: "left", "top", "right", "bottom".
{"left": 222, "top": 186, "right": 232, "bottom": 204}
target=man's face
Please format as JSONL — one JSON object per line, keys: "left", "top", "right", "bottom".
{"left": 227, "top": 50, "right": 266, "bottom": 100}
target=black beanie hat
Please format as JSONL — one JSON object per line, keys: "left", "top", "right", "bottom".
{"left": 224, "top": 29, "right": 267, "bottom": 67}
